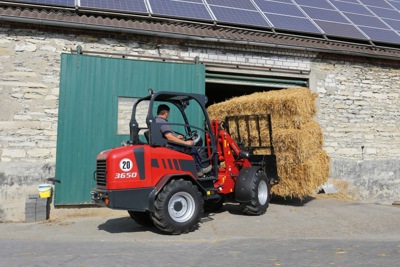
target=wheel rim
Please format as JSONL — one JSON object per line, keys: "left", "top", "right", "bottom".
{"left": 258, "top": 180, "right": 269, "bottom": 205}
{"left": 168, "top": 192, "right": 196, "bottom": 223}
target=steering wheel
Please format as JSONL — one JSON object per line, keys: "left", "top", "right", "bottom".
{"left": 185, "top": 130, "right": 201, "bottom": 145}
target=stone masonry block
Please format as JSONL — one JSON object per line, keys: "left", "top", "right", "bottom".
{"left": 25, "top": 198, "right": 37, "bottom": 205}
{"left": 25, "top": 196, "right": 50, "bottom": 222}
{"left": 25, "top": 198, "right": 37, "bottom": 222}
{"left": 25, "top": 204, "right": 36, "bottom": 211}
{"left": 25, "top": 214, "right": 36, "bottom": 223}
{"left": 1, "top": 149, "right": 26, "bottom": 158}
{"left": 35, "top": 210, "right": 47, "bottom": 221}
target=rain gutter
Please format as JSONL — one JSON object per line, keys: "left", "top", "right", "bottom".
{"left": 1, "top": 14, "right": 399, "bottom": 62}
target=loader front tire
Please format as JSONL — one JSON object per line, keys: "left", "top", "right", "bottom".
{"left": 151, "top": 179, "right": 204, "bottom": 235}
{"left": 241, "top": 171, "right": 271, "bottom": 215}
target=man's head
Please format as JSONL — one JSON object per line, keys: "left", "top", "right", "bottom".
{"left": 157, "top": 104, "right": 170, "bottom": 116}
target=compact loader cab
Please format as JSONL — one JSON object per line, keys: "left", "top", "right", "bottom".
{"left": 130, "top": 90, "right": 217, "bottom": 178}
{"left": 91, "top": 90, "right": 279, "bottom": 235}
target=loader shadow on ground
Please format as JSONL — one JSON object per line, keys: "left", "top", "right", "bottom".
{"left": 98, "top": 213, "right": 219, "bottom": 234}
{"left": 98, "top": 216, "right": 208, "bottom": 235}
{"left": 97, "top": 216, "right": 163, "bottom": 234}
{"left": 97, "top": 196, "right": 316, "bottom": 234}
{"left": 209, "top": 195, "right": 316, "bottom": 216}
{"left": 270, "top": 195, "right": 315, "bottom": 206}
{"left": 215, "top": 203, "right": 243, "bottom": 216}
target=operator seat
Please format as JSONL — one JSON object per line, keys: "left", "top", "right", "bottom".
{"left": 143, "top": 130, "right": 150, "bottom": 143}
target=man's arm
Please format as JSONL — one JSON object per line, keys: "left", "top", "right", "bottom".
{"left": 164, "top": 132, "right": 194, "bottom": 146}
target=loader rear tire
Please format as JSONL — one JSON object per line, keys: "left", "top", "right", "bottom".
{"left": 128, "top": 211, "right": 154, "bottom": 226}
{"left": 241, "top": 170, "right": 271, "bottom": 215}
{"left": 151, "top": 179, "right": 204, "bottom": 235}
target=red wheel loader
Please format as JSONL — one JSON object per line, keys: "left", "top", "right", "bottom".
{"left": 91, "top": 90, "right": 279, "bottom": 234}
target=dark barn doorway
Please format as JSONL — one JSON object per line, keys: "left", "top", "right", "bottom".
{"left": 204, "top": 66, "right": 309, "bottom": 106}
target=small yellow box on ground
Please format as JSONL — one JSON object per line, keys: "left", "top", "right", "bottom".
{"left": 38, "top": 184, "right": 52, "bottom": 198}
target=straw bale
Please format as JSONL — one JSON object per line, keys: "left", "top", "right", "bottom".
{"left": 227, "top": 119, "right": 323, "bottom": 163}
{"left": 226, "top": 116, "right": 272, "bottom": 149}
{"left": 313, "top": 179, "right": 357, "bottom": 201}
{"left": 272, "top": 120, "right": 323, "bottom": 161}
{"left": 207, "top": 88, "right": 318, "bottom": 129}
{"left": 207, "top": 87, "right": 330, "bottom": 198}
{"left": 271, "top": 150, "right": 330, "bottom": 199}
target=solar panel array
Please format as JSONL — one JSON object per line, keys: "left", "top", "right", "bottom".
{"left": 14, "top": 0, "right": 74, "bottom": 6}
{"left": 149, "top": 0, "right": 212, "bottom": 20}
{"left": 10, "top": 0, "right": 400, "bottom": 46}
{"left": 80, "top": 0, "right": 148, "bottom": 13}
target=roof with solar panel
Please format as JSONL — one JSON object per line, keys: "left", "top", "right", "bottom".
{"left": 1, "top": 0, "right": 400, "bottom": 58}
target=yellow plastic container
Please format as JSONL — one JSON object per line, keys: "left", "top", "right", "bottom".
{"left": 38, "top": 184, "right": 52, "bottom": 198}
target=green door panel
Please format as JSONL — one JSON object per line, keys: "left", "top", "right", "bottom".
{"left": 55, "top": 54, "right": 205, "bottom": 204}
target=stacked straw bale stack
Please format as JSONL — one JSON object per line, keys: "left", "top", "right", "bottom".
{"left": 207, "top": 88, "right": 330, "bottom": 199}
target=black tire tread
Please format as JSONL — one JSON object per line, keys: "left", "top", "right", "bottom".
{"left": 241, "top": 171, "right": 270, "bottom": 216}
{"left": 151, "top": 179, "right": 204, "bottom": 235}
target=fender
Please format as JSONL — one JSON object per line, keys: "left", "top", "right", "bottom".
{"left": 148, "top": 173, "right": 206, "bottom": 211}
{"left": 234, "top": 166, "right": 261, "bottom": 202}
{"left": 154, "top": 174, "right": 207, "bottom": 194}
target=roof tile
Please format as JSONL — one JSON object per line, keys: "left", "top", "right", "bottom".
{"left": 1, "top": 5, "right": 400, "bottom": 61}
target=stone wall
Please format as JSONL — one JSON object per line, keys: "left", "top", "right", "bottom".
{"left": 313, "top": 61, "right": 400, "bottom": 159}
{"left": 311, "top": 60, "right": 400, "bottom": 203}
{"left": 0, "top": 27, "right": 399, "bottom": 221}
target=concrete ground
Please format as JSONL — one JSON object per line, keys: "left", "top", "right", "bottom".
{"left": 1, "top": 196, "right": 399, "bottom": 266}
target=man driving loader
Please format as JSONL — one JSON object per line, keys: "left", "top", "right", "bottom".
{"left": 156, "top": 104, "right": 212, "bottom": 176}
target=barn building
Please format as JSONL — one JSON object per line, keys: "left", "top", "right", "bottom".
{"left": 0, "top": 0, "right": 399, "bottom": 221}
